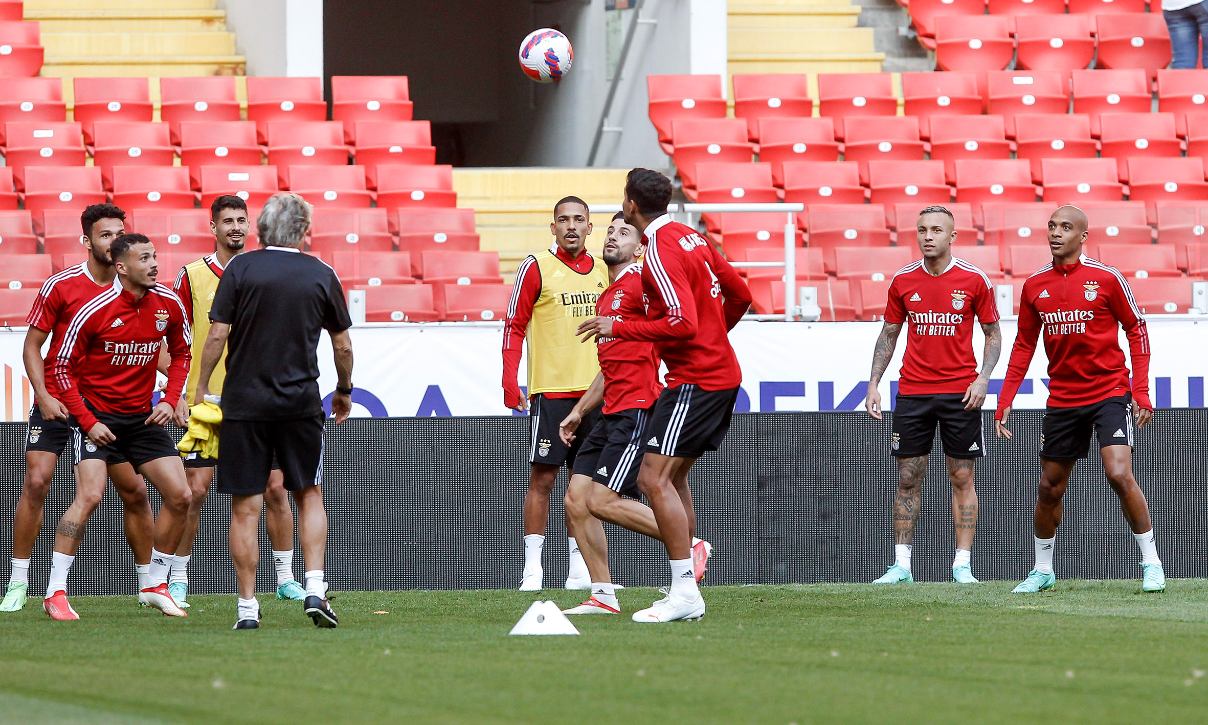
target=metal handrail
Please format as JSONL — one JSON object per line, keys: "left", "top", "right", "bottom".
{"left": 587, "top": 0, "right": 646, "bottom": 166}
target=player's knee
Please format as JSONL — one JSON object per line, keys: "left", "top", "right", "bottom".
{"left": 116, "top": 479, "right": 150, "bottom": 507}
{"left": 161, "top": 484, "right": 192, "bottom": 513}
{"left": 75, "top": 488, "right": 104, "bottom": 513}
{"left": 564, "top": 488, "right": 588, "bottom": 519}
{"left": 949, "top": 468, "right": 974, "bottom": 491}
{"left": 1105, "top": 468, "right": 1136, "bottom": 493}
{"left": 21, "top": 469, "right": 52, "bottom": 502}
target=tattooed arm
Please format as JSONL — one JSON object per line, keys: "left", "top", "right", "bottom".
{"left": 963, "top": 321, "right": 1002, "bottom": 411}
{"left": 866, "top": 322, "right": 903, "bottom": 419}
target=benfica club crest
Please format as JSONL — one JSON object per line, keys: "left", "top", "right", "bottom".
{"left": 611, "top": 289, "right": 624, "bottom": 311}
{"left": 1083, "top": 282, "right": 1099, "bottom": 302}
{"left": 155, "top": 309, "right": 169, "bottom": 332}
{"left": 950, "top": 290, "right": 968, "bottom": 311}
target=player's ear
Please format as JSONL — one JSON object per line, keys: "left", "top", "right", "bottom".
{"left": 550, "top": 221, "right": 556, "bottom": 236}
{"left": 80, "top": 234, "right": 90, "bottom": 249}
{"left": 586, "top": 220, "right": 593, "bottom": 236}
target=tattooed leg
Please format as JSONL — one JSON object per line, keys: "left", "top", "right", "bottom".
{"left": 53, "top": 461, "right": 108, "bottom": 557}
{"left": 894, "top": 456, "right": 927, "bottom": 545}
{"left": 947, "top": 456, "right": 978, "bottom": 551}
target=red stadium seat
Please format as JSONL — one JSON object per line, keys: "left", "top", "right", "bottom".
{"left": 733, "top": 247, "right": 828, "bottom": 281}
{"left": 159, "top": 77, "right": 241, "bottom": 145}
{"left": 1095, "top": 14, "right": 1172, "bottom": 78}
{"left": 1098, "top": 113, "right": 1182, "bottom": 182}
{"left": 374, "top": 165, "right": 457, "bottom": 209}
{"left": 72, "top": 78, "right": 153, "bottom": 146}
{"left": 1014, "top": 15, "right": 1095, "bottom": 73}
{"left": 927, "top": 114, "right": 1012, "bottom": 182}
{"left": 732, "top": 74, "right": 812, "bottom": 141}
{"left": 1186, "top": 242, "right": 1208, "bottom": 275}
{"left": 1014, "top": 113, "right": 1099, "bottom": 182}
{"left": 0, "top": 167, "right": 17, "bottom": 210}
{"left": 854, "top": 278, "right": 893, "bottom": 319}
{"left": 779, "top": 161, "right": 864, "bottom": 205}
{"left": 0, "top": 287, "right": 38, "bottom": 325}
{"left": 1157, "top": 70, "right": 1208, "bottom": 119}
{"left": 0, "top": 77, "right": 64, "bottom": 147}
{"left": 1126, "top": 277, "right": 1204, "bottom": 314}
{"left": 0, "top": 210, "right": 37, "bottom": 254}
{"left": 1077, "top": 201, "right": 1152, "bottom": 244}
{"left": 286, "top": 165, "right": 373, "bottom": 208}
{"left": 713, "top": 212, "right": 800, "bottom": 257}
{"left": 111, "top": 165, "right": 195, "bottom": 211}
{"left": 245, "top": 77, "right": 327, "bottom": 144}
{"left": 646, "top": 74, "right": 726, "bottom": 154}
{"left": 1185, "top": 111, "right": 1208, "bottom": 163}
{"left": 670, "top": 118, "right": 754, "bottom": 195}
{"left": 395, "top": 207, "right": 479, "bottom": 276}
{"left": 0, "top": 20, "right": 42, "bottom": 76}
{"left": 198, "top": 165, "right": 280, "bottom": 209}
{"left": 438, "top": 282, "right": 514, "bottom": 322}
{"left": 3, "top": 121, "right": 86, "bottom": 190}
{"left": 265, "top": 121, "right": 350, "bottom": 186}
{"left": 953, "top": 159, "right": 1035, "bottom": 204}
{"left": 1071, "top": 69, "right": 1151, "bottom": 132}
{"left": 805, "top": 204, "right": 892, "bottom": 254}
{"left": 746, "top": 277, "right": 786, "bottom": 315}
{"left": 38, "top": 209, "right": 88, "bottom": 257}
{"left": 23, "top": 166, "right": 105, "bottom": 217}
{"left": 91, "top": 121, "right": 175, "bottom": 190}
{"left": 0, "top": 2, "right": 23, "bottom": 20}
{"left": 1002, "top": 243, "right": 1054, "bottom": 277}
{"left": 1154, "top": 200, "right": 1208, "bottom": 249}
{"left": 985, "top": 71, "right": 1070, "bottom": 134}
{"left": 934, "top": 16, "right": 1015, "bottom": 72}
{"left": 310, "top": 208, "right": 394, "bottom": 254}
{"left": 954, "top": 244, "right": 1003, "bottom": 276}
{"left": 1092, "top": 244, "right": 1181, "bottom": 278}
{"left": 892, "top": 202, "right": 978, "bottom": 243}
{"left": 178, "top": 121, "right": 264, "bottom": 190}
{"left": 128, "top": 209, "right": 215, "bottom": 253}
{"left": 831, "top": 246, "right": 915, "bottom": 279}
{"left": 331, "top": 76, "right": 414, "bottom": 144}
{"left": 1041, "top": 158, "right": 1126, "bottom": 202}
{"left": 866, "top": 159, "right": 951, "bottom": 208}
{"left": 359, "top": 283, "right": 440, "bottom": 322}
{"left": 331, "top": 250, "right": 415, "bottom": 287}
{"left": 756, "top": 118, "right": 840, "bottom": 176}
{"left": 906, "top": 0, "right": 986, "bottom": 50}
{"left": 982, "top": 202, "right": 1052, "bottom": 245}
{"left": 1068, "top": 0, "right": 1146, "bottom": 11}
{"left": 822, "top": 279, "right": 858, "bottom": 321}
{"left": 841, "top": 116, "right": 925, "bottom": 172}
{"left": 419, "top": 250, "right": 501, "bottom": 286}
{"left": 987, "top": 0, "right": 1065, "bottom": 13}
{"left": 1127, "top": 157, "right": 1208, "bottom": 204}
{"left": 901, "top": 71, "right": 984, "bottom": 139}
{"left": 0, "top": 253, "right": 52, "bottom": 288}
{"left": 353, "top": 120, "right": 437, "bottom": 188}
{"left": 694, "top": 162, "right": 779, "bottom": 203}
{"left": 817, "top": 73, "right": 897, "bottom": 140}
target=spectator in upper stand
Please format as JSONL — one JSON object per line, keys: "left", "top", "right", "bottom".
{"left": 1164, "top": 0, "right": 1208, "bottom": 69}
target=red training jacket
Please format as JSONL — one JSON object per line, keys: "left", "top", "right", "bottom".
{"left": 595, "top": 262, "right": 662, "bottom": 413}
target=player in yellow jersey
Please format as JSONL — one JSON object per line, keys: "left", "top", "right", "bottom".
{"left": 168, "top": 195, "right": 304, "bottom": 607}
{"left": 502, "top": 196, "right": 609, "bottom": 591}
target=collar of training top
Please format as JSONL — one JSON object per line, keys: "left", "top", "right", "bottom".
{"left": 264, "top": 246, "right": 302, "bottom": 253}
{"left": 643, "top": 213, "right": 672, "bottom": 243}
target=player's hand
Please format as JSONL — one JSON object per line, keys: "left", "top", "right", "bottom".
{"left": 559, "top": 409, "right": 582, "bottom": 446}
{"left": 36, "top": 393, "right": 69, "bottom": 422}
{"left": 506, "top": 390, "right": 529, "bottom": 412}
{"left": 193, "top": 385, "right": 208, "bottom": 407}
{"left": 865, "top": 384, "right": 882, "bottom": 420}
{"left": 87, "top": 422, "right": 116, "bottom": 446}
{"left": 331, "top": 391, "right": 352, "bottom": 424}
{"left": 995, "top": 408, "right": 1013, "bottom": 440}
{"left": 1133, "top": 400, "right": 1153, "bottom": 429}
{"left": 173, "top": 396, "right": 190, "bottom": 427}
{"left": 963, "top": 375, "right": 989, "bottom": 411}
{"left": 576, "top": 316, "right": 614, "bottom": 342}
{"left": 145, "top": 401, "right": 175, "bottom": 427}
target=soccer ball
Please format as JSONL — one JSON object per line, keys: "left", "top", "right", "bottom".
{"left": 518, "top": 28, "right": 573, "bottom": 84}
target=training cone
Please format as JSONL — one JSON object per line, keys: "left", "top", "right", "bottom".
{"left": 509, "top": 601, "right": 580, "bottom": 636}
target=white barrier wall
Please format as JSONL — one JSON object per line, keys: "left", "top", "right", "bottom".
{"left": 2, "top": 318, "right": 1205, "bottom": 421}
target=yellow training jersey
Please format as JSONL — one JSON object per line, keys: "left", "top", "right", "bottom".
{"left": 173, "top": 253, "right": 227, "bottom": 402}
{"left": 524, "top": 250, "right": 609, "bottom": 394}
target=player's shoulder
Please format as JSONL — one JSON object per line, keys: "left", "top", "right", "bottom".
{"left": 1020, "top": 262, "right": 1055, "bottom": 289}
{"left": 1080, "top": 256, "right": 1128, "bottom": 285}
{"left": 889, "top": 260, "right": 923, "bottom": 282}
{"left": 951, "top": 258, "right": 994, "bottom": 288}
{"left": 73, "top": 282, "right": 123, "bottom": 326}
{"left": 37, "top": 263, "right": 86, "bottom": 296}
{"left": 150, "top": 283, "right": 187, "bottom": 309}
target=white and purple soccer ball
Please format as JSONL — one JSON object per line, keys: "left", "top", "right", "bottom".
{"left": 518, "top": 28, "right": 573, "bottom": 84}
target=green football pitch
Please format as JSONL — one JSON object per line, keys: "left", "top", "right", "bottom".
{"left": 1, "top": 581, "right": 1205, "bottom": 724}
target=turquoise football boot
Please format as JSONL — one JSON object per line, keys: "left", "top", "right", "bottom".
{"left": 1011, "top": 569, "right": 1056, "bottom": 593}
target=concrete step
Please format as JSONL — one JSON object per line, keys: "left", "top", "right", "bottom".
{"left": 452, "top": 168, "right": 630, "bottom": 209}
{"left": 24, "top": 9, "right": 228, "bottom": 33}
{"left": 41, "top": 31, "right": 237, "bottom": 56}
{"left": 729, "top": 7, "right": 862, "bottom": 30}
{"left": 730, "top": 27, "right": 875, "bottom": 56}
{"left": 730, "top": 0, "right": 858, "bottom": 7}
{"left": 728, "top": 54, "right": 885, "bottom": 77}
{"left": 25, "top": 0, "right": 217, "bottom": 8}
{"left": 42, "top": 57, "right": 246, "bottom": 78}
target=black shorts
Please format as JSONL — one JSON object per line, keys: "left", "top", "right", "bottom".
{"left": 180, "top": 451, "right": 281, "bottom": 472}
{"left": 644, "top": 385, "right": 738, "bottom": 459}
{"left": 1041, "top": 394, "right": 1134, "bottom": 460}
{"left": 25, "top": 404, "right": 116, "bottom": 464}
{"left": 892, "top": 393, "right": 985, "bottom": 459}
{"left": 529, "top": 394, "right": 600, "bottom": 467}
{"left": 90, "top": 411, "right": 180, "bottom": 469}
{"left": 218, "top": 415, "right": 324, "bottom": 495}
{"left": 572, "top": 408, "right": 651, "bottom": 499}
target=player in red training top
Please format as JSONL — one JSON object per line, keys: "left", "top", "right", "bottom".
{"left": 578, "top": 169, "right": 752, "bottom": 623}
{"left": 2, "top": 204, "right": 156, "bottom": 618}
{"left": 53, "top": 233, "right": 196, "bottom": 618}
{"left": 866, "top": 206, "right": 1002, "bottom": 585}
{"left": 995, "top": 206, "right": 1163, "bottom": 594}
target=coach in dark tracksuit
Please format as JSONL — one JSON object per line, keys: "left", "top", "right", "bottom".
{"left": 193, "top": 192, "right": 355, "bottom": 631}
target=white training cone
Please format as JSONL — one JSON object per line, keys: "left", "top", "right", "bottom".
{"left": 509, "top": 601, "right": 580, "bottom": 636}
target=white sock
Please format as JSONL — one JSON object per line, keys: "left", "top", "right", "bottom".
{"left": 148, "top": 549, "right": 173, "bottom": 587}
{"left": 169, "top": 555, "right": 190, "bottom": 586}
{"left": 47, "top": 552, "right": 74, "bottom": 596}
{"left": 304, "top": 569, "right": 326, "bottom": 599}
{"left": 1133, "top": 529, "right": 1161, "bottom": 565}
{"left": 1034, "top": 536, "right": 1056, "bottom": 574}
{"left": 237, "top": 597, "right": 260, "bottom": 622}
{"left": 273, "top": 550, "right": 295, "bottom": 586}
{"left": 669, "top": 558, "right": 698, "bottom": 598}
{"left": 953, "top": 549, "right": 971, "bottom": 568}
{"left": 135, "top": 563, "right": 151, "bottom": 591}
{"left": 9, "top": 558, "right": 30, "bottom": 587}
{"left": 895, "top": 544, "right": 912, "bottom": 571}
{"left": 567, "top": 537, "right": 588, "bottom": 579}
{"left": 590, "top": 582, "right": 618, "bottom": 609}
{"left": 523, "top": 534, "right": 544, "bottom": 573}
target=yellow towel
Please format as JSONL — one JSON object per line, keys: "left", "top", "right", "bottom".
{"left": 176, "top": 401, "right": 223, "bottom": 460}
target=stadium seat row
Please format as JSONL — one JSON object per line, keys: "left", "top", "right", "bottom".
{"left": 906, "top": 0, "right": 1160, "bottom": 48}
{"left": 0, "top": 18, "right": 42, "bottom": 77}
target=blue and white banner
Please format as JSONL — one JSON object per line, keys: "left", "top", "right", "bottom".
{"left": 2, "top": 317, "right": 1205, "bottom": 420}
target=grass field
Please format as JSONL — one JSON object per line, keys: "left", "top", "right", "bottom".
{"left": 1, "top": 581, "right": 1206, "bottom": 724}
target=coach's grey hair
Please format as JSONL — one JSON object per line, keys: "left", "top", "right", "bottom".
{"left": 257, "top": 192, "right": 313, "bottom": 249}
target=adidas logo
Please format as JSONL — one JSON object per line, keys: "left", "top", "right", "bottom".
{"left": 1039, "top": 289, "right": 1050, "bottom": 299}
{"left": 110, "top": 318, "right": 125, "bottom": 328}
{"left": 1113, "top": 428, "right": 1125, "bottom": 437}
{"left": 597, "top": 466, "right": 609, "bottom": 476}
{"left": 909, "top": 292, "right": 922, "bottom": 302}
{"left": 680, "top": 570, "right": 695, "bottom": 578}
{"left": 968, "top": 441, "right": 980, "bottom": 452}
{"left": 647, "top": 437, "right": 659, "bottom": 447}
